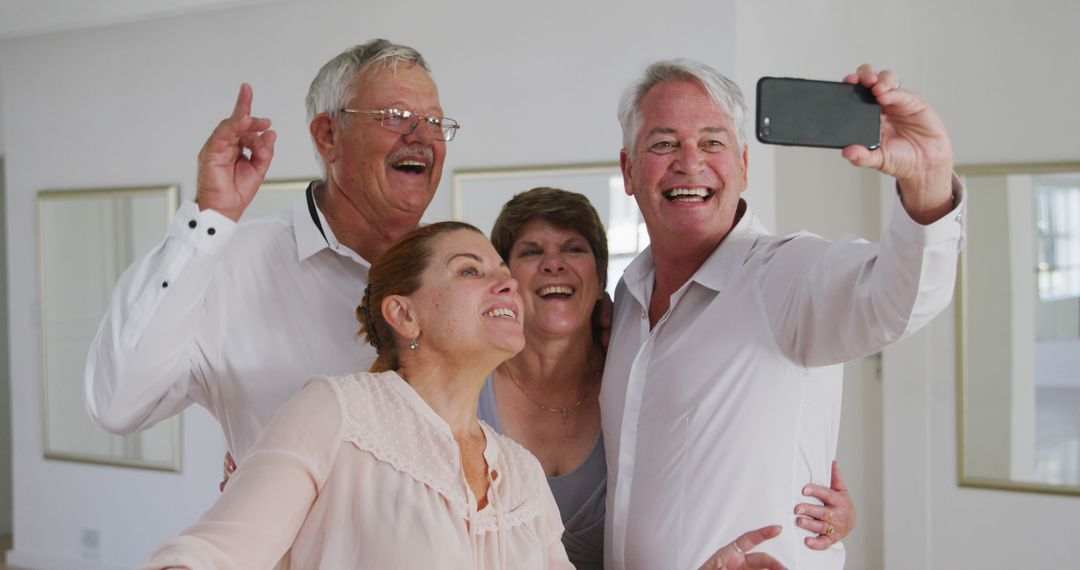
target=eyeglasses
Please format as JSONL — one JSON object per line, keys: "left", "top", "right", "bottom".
{"left": 338, "top": 108, "right": 460, "bottom": 142}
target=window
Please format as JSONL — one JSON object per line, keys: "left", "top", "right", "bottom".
{"left": 1034, "top": 174, "right": 1080, "bottom": 300}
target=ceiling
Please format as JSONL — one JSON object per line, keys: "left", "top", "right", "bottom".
{"left": 0, "top": 0, "right": 279, "bottom": 40}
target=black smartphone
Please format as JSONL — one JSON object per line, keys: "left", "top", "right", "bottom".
{"left": 756, "top": 77, "right": 881, "bottom": 149}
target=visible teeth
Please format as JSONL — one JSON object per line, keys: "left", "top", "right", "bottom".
{"left": 665, "top": 188, "right": 708, "bottom": 197}
{"left": 485, "top": 307, "right": 517, "bottom": 319}
{"left": 664, "top": 187, "right": 709, "bottom": 203}
{"left": 392, "top": 159, "right": 426, "bottom": 174}
{"left": 538, "top": 285, "right": 575, "bottom": 297}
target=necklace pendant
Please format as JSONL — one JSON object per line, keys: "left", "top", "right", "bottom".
{"left": 559, "top": 409, "right": 569, "bottom": 422}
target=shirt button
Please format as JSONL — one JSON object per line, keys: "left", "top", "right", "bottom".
{"left": 955, "top": 212, "right": 964, "bottom": 222}
{"left": 641, "top": 309, "right": 647, "bottom": 319}
{"left": 162, "top": 281, "right": 169, "bottom": 288}
{"left": 188, "top": 220, "right": 197, "bottom": 229}
{"left": 490, "top": 470, "right": 499, "bottom": 481}
{"left": 207, "top": 227, "right": 216, "bottom": 236}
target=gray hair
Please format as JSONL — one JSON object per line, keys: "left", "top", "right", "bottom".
{"left": 305, "top": 39, "right": 431, "bottom": 172}
{"left": 617, "top": 59, "right": 747, "bottom": 155}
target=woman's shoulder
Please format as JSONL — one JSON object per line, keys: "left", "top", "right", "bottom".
{"left": 328, "top": 372, "right": 471, "bottom": 508}
{"left": 312, "top": 371, "right": 400, "bottom": 401}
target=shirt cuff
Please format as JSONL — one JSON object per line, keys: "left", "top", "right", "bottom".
{"left": 166, "top": 201, "right": 240, "bottom": 255}
{"left": 889, "top": 173, "right": 966, "bottom": 247}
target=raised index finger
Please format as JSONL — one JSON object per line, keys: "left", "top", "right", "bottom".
{"left": 232, "top": 83, "right": 254, "bottom": 120}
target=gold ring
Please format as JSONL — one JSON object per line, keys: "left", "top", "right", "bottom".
{"left": 826, "top": 524, "right": 835, "bottom": 536}
{"left": 733, "top": 542, "right": 746, "bottom": 556}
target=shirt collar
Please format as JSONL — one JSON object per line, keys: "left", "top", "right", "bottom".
{"left": 293, "top": 180, "right": 371, "bottom": 268}
{"left": 294, "top": 181, "right": 330, "bottom": 261}
{"left": 621, "top": 199, "right": 769, "bottom": 302}
{"left": 621, "top": 245, "right": 656, "bottom": 309}
{"left": 691, "top": 200, "right": 768, "bottom": 292}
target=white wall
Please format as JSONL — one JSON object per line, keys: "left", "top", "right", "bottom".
{"left": 739, "top": 0, "right": 1080, "bottom": 568}
{"left": 0, "top": 0, "right": 738, "bottom": 567}
{"left": 889, "top": 1, "right": 1080, "bottom": 567}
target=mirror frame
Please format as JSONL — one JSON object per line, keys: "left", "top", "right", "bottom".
{"left": 452, "top": 162, "right": 622, "bottom": 219}
{"left": 956, "top": 161, "right": 1080, "bottom": 497}
{"left": 38, "top": 184, "right": 183, "bottom": 472}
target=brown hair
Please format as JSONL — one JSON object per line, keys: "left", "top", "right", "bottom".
{"left": 490, "top": 187, "right": 609, "bottom": 290}
{"left": 357, "top": 221, "right": 484, "bottom": 372}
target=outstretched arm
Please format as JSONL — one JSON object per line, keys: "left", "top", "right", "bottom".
{"left": 142, "top": 377, "right": 344, "bottom": 569}
{"left": 762, "top": 65, "right": 965, "bottom": 367}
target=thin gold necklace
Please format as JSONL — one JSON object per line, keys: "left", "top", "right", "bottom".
{"left": 501, "top": 362, "right": 599, "bottom": 422}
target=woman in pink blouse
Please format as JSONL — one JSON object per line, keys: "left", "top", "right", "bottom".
{"left": 144, "top": 221, "right": 785, "bottom": 569}
{"left": 145, "top": 222, "right": 570, "bottom": 569}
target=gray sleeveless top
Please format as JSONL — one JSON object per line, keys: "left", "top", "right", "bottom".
{"left": 477, "top": 375, "right": 605, "bottom": 570}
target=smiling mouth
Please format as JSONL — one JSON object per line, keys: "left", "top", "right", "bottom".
{"left": 537, "top": 285, "right": 575, "bottom": 298}
{"left": 663, "top": 187, "right": 713, "bottom": 203}
{"left": 484, "top": 307, "right": 518, "bottom": 320}
{"left": 392, "top": 159, "right": 427, "bottom": 175}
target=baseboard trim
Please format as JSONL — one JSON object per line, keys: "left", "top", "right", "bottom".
{"left": 6, "top": 548, "right": 128, "bottom": 570}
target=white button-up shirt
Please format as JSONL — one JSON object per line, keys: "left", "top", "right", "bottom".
{"left": 601, "top": 192, "right": 965, "bottom": 570}
{"left": 85, "top": 185, "right": 375, "bottom": 458}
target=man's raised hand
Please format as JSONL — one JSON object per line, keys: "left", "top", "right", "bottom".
{"left": 195, "top": 83, "right": 278, "bottom": 221}
{"left": 841, "top": 64, "right": 954, "bottom": 224}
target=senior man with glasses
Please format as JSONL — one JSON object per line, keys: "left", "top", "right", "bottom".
{"left": 85, "top": 39, "right": 458, "bottom": 462}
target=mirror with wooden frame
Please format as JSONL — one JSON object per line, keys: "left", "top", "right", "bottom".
{"left": 957, "top": 162, "right": 1080, "bottom": 496}
{"left": 38, "top": 185, "right": 181, "bottom": 471}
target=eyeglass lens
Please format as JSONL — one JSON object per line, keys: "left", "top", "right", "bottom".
{"left": 382, "top": 109, "right": 458, "bottom": 141}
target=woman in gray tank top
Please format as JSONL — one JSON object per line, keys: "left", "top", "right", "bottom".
{"left": 481, "top": 188, "right": 609, "bottom": 568}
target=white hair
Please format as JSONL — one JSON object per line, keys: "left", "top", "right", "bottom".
{"left": 617, "top": 58, "right": 747, "bottom": 155}
{"left": 305, "top": 39, "right": 431, "bottom": 173}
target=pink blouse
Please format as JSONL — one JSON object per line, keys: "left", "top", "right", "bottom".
{"left": 143, "top": 372, "right": 573, "bottom": 569}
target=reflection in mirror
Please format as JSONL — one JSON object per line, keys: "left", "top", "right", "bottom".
{"left": 38, "top": 185, "right": 181, "bottom": 471}
{"left": 959, "top": 163, "right": 1080, "bottom": 495}
{"left": 453, "top": 163, "right": 646, "bottom": 296}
